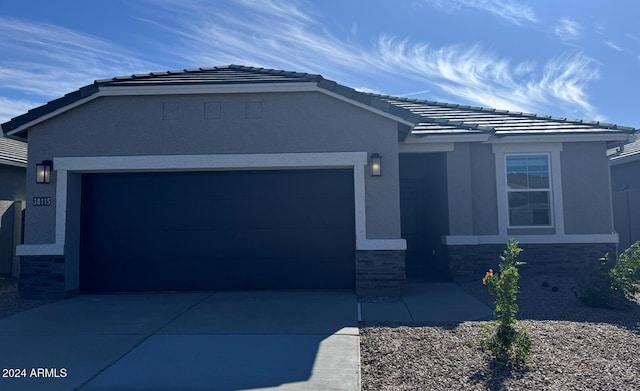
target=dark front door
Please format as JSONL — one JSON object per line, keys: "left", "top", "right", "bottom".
{"left": 401, "top": 179, "right": 430, "bottom": 276}
{"left": 80, "top": 169, "right": 355, "bottom": 293}
{"left": 400, "top": 153, "right": 450, "bottom": 280}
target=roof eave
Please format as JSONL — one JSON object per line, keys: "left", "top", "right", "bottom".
{"left": 3, "top": 78, "right": 420, "bottom": 138}
{"left": 490, "top": 132, "right": 631, "bottom": 142}
{"left": 0, "top": 159, "right": 27, "bottom": 168}
{"left": 610, "top": 152, "right": 640, "bottom": 166}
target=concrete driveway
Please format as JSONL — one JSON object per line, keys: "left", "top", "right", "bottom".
{"left": 0, "top": 291, "right": 359, "bottom": 391}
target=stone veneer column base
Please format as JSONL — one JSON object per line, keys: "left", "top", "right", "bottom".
{"left": 356, "top": 250, "right": 405, "bottom": 297}
{"left": 19, "top": 256, "right": 76, "bottom": 299}
{"left": 447, "top": 242, "right": 617, "bottom": 282}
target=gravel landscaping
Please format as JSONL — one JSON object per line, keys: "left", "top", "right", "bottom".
{"left": 360, "top": 274, "right": 640, "bottom": 391}
{"left": 0, "top": 277, "right": 53, "bottom": 320}
{"left": 2, "top": 273, "right": 639, "bottom": 390}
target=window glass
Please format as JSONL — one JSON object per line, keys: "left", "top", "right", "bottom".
{"left": 506, "top": 154, "right": 551, "bottom": 226}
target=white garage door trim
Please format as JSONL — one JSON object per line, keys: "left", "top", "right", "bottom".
{"left": 17, "top": 152, "right": 407, "bottom": 256}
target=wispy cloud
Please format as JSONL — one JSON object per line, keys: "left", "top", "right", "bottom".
{"left": 555, "top": 18, "right": 581, "bottom": 41}
{"left": 0, "top": 97, "right": 39, "bottom": 124}
{"left": 0, "top": 0, "right": 603, "bottom": 124}
{"left": 374, "top": 38, "right": 601, "bottom": 119}
{"left": 604, "top": 40, "right": 624, "bottom": 52}
{"left": 419, "top": 0, "right": 538, "bottom": 25}
{"left": 0, "top": 18, "right": 159, "bottom": 119}
{"left": 138, "top": 0, "right": 602, "bottom": 119}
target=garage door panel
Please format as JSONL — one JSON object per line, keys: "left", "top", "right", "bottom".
{"left": 83, "top": 255, "right": 354, "bottom": 292}
{"left": 80, "top": 169, "right": 355, "bottom": 292}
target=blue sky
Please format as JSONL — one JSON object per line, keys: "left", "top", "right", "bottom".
{"left": 1, "top": 0, "right": 639, "bottom": 128}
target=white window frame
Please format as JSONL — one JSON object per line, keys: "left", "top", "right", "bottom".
{"left": 505, "top": 153, "right": 553, "bottom": 229}
{"left": 493, "top": 143, "right": 564, "bottom": 236}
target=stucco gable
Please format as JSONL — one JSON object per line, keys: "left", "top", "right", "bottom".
{"left": 1, "top": 65, "right": 420, "bottom": 139}
{"left": 2, "top": 64, "right": 636, "bottom": 144}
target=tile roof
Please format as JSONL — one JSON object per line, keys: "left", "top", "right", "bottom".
{"left": 0, "top": 136, "right": 27, "bottom": 167}
{"left": 609, "top": 136, "right": 640, "bottom": 163}
{"left": 372, "top": 95, "right": 637, "bottom": 137}
{"left": 1, "top": 65, "right": 636, "bottom": 140}
{"left": 97, "top": 65, "right": 324, "bottom": 86}
{"left": 1, "top": 65, "right": 420, "bottom": 137}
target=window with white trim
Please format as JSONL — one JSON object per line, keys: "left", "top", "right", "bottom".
{"left": 505, "top": 154, "right": 552, "bottom": 227}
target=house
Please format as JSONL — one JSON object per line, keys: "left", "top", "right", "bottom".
{"left": 0, "top": 136, "right": 27, "bottom": 278}
{"left": 609, "top": 136, "right": 640, "bottom": 250}
{"left": 1, "top": 65, "right": 635, "bottom": 299}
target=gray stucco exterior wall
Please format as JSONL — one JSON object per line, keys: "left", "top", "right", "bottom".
{"left": 470, "top": 143, "right": 498, "bottom": 235}
{"left": 561, "top": 141, "right": 614, "bottom": 234}
{"left": 446, "top": 142, "right": 499, "bottom": 236}
{"left": 23, "top": 91, "right": 403, "bottom": 245}
{"left": 611, "top": 159, "right": 640, "bottom": 191}
{"left": 446, "top": 143, "right": 474, "bottom": 235}
{"left": 611, "top": 157, "right": 640, "bottom": 249}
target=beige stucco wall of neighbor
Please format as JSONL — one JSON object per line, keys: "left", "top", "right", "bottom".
{"left": 23, "top": 91, "right": 403, "bottom": 247}
{"left": 561, "top": 141, "right": 614, "bottom": 234}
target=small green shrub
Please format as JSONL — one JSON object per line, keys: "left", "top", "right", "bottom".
{"left": 574, "top": 242, "right": 640, "bottom": 309}
{"left": 481, "top": 238, "right": 531, "bottom": 367}
{"left": 610, "top": 242, "right": 640, "bottom": 299}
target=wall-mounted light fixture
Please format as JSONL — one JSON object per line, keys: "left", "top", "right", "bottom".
{"left": 35, "top": 160, "right": 53, "bottom": 184}
{"left": 370, "top": 153, "right": 382, "bottom": 176}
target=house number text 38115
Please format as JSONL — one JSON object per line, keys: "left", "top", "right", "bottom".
{"left": 33, "top": 197, "right": 51, "bottom": 206}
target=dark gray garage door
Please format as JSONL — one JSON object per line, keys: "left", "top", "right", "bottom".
{"left": 80, "top": 169, "right": 355, "bottom": 293}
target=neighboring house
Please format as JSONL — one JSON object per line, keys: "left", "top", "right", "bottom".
{"left": 609, "top": 136, "right": 640, "bottom": 250}
{"left": 0, "top": 136, "right": 27, "bottom": 278}
{"left": 1, "top": 65, "right": 636, "bottom": 299}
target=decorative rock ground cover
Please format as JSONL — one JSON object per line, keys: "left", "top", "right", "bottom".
{"left": 360, "top": 275, "right": 640, "bottom": 390}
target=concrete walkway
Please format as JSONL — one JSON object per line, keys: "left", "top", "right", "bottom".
{"left": 359, "top": 281, "right": 493, "bottom": 323}
{"left": 0, "top": 291, "right": 359, "bottom": 391}
{"left": 0, "top": 282, "right": 491, "bottom": 390}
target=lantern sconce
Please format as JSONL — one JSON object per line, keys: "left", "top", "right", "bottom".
{"left": 35, "top": 160, "right": 53, "bottom": 184}
{"left": 370, "top": 153, "right": 382, "bottom": 177}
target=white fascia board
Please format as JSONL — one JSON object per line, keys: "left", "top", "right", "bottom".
{"left": 489, "top": 133, "right": 630, "bottom": 143}
{"left": 357, "top": 239, "right": 407, "bottom": 250}
{"left": 444, "top": 234, "right": 619, "bottom": 245}
{"left": 317, "top": 89, "right": 416, "bottom": 127}
{"left": 0, "top": 159, "right": 27, "bottom": 168}
{"left": 492, "top": 142, "right": 563, "bottom": 153}
{"left": 8, "top": 82, "right": 417, "bottom": 136}
{"left": 16, "top": 244, "right": 64, "bottom": 256}
{"left": 399, "top": 142, "right": 455, "bottom": 153}
{"left": 54, "top": 152, "right": 367, "bottom": 172}
{"left": 610, "top": 152, "right": 640, "bottom": 166}
{"left": 98, "top": 82, "right": 319, "bottom": 96}
{"left": 6, "top": 94, "right": 100, "bottom": 137}
{"left": 408, "top": 134, "right": 490, "bottom": 143}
